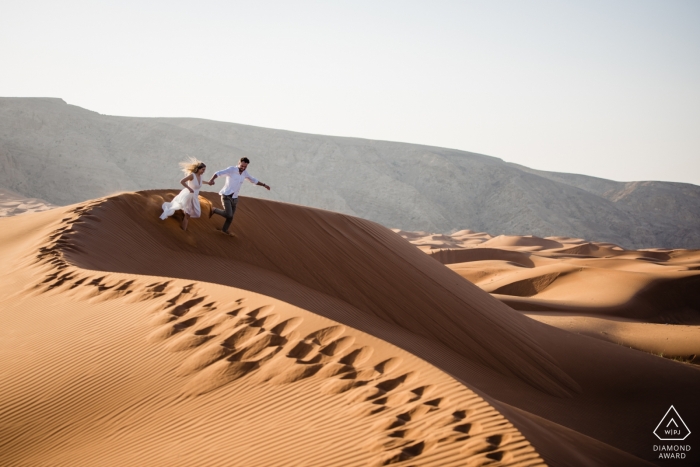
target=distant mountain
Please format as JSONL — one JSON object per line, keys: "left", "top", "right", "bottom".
{"left": 1, "top": 97, "right": 698, "bottom": 248}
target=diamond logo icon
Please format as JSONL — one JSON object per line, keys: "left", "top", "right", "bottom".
{"left": 654, "top": 406, "right": 691, "bottom": 441}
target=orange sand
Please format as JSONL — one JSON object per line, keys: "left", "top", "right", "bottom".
{"left": 1, "top": 191, "right": 697, "bottom": 466}
{"left": 397, "top": 230, "right": 700, "bottom": 362}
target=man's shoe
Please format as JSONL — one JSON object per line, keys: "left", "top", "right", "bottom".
{"left": 208, "top": 208, "right": 215, "bottom": 219}
{"left": 220, "top": 229, "right": 237, "bottom": 237}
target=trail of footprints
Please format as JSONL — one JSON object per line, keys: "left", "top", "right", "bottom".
{"left": 27, "top": 208, "right": 544, "bottom": 467}
{"left": 140, "top": 284, "right": 542, "bottom": 466}
{"left": 28, "top": 201, "right": 140, "bottom": 301}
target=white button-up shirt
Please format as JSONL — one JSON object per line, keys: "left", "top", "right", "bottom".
{"left": 214, "top": 166, "right": 259, "bottom": 197}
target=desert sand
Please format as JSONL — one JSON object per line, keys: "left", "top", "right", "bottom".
{"left": 1, "top": 191, "right": 698, "bottom": 466}
{"left": 0, "top": 188, "right": 55, "bottom": 218}
{"left": 396, "top": 230, "right": 700, "bottom": 363}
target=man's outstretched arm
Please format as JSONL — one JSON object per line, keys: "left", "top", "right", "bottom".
{"left": 245, "top": 172, "right": 270, "bottom": 191}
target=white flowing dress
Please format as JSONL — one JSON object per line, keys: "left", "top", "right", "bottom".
{"left": 160, "top": 174, "right": 202, "bottom": 220}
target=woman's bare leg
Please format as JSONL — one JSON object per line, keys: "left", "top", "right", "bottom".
{"left": 181, "top": 213, "right": 190, "bottom": 231}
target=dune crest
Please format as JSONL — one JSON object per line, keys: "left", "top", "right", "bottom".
{"left": 51, "top": 190, "right": 581, "bottom": 398}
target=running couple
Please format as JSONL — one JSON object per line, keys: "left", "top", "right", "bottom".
{"left": 160, "top": 157, "right": 271, "bottom": 235}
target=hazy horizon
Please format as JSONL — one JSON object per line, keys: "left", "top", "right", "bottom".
{"left": 2, "top": 0, "right": 699, "bottom": 185}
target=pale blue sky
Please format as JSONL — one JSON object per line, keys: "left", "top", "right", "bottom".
{"left": 2, "top": 0, "right": 699, "bottom": 185}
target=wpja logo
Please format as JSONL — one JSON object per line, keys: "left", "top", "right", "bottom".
{"left": 653, "top": 405, "right": 691, "bottom": 460}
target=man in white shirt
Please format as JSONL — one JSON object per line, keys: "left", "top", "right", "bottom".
{"left": 207, "top": 157, "right": 271, "bottom": 236}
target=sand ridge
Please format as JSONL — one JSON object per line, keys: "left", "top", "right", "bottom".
{"left": 59, "top": 191, "right": 582, "bottom": 399}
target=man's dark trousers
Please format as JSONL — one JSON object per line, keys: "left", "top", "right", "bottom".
{"left": 212, "top": 194, "right": 238, "bottom": 233}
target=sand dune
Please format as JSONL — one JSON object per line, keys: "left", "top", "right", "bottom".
{"left": 1, "top": 191, "right": 698, "bottom": 465}
{"left": 2, "top": 198, "right": 542, "bottom": 466}
{"left": 398, "top": 230, "right": 700, "bottom": 362}
{"left": 0, "top": 187, "right": 55, "bottom": 217}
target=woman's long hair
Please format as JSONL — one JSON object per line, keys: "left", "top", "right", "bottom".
{"left": 179, "top": 157, "right": 206, "bottom": 174}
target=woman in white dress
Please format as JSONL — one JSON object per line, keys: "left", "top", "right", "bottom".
{"left": 160, "top": 158, "right": 213, "bottom": 231}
